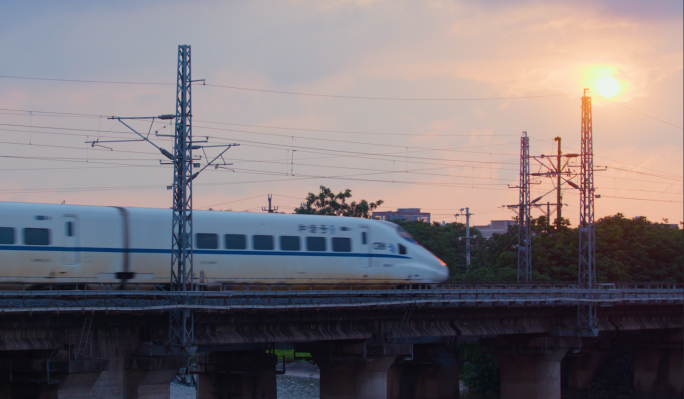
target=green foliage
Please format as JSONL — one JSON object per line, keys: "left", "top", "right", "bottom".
{"left": 459, "top": 343, "right": 500, "bottom": 393}
{"left": 271, "top": 349, "right": 311, "bottom": 362}
{"left": 294, "top": 186, "right": 383, "bottom": 218}
{"left": 466, "top": 214, "right": 683, "bottom": 283}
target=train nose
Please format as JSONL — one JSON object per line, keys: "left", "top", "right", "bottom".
{"left": 430, "top": 254, "right": 450, "bottom": 282}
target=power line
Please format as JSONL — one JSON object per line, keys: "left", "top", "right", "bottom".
{"left": 544, "top": 140, "right": 683, "bottom": 180}
{"left": 598, "top": 195, "right": 683, "bottom": 203}
{"left": 203, "top": 83, "right": 579, "bottom": 101}
{"left": 192, "top": 123, "right": 520, "bottom": 155}
{"left": 205, "top": 136, "right": 518, "bottom": 164}
{"left": 0, "top": 75, "right": 578, "bottom": 101}
{"left": 0, "top": 75, "right": 172, "bottom": 86}
{"left": 198, "top": 194, "right": 268, "bottom": 210}
{"left": 0, "top": 121, "right": 520, "bottom": 158}
{"left": 193, "top": 119, "right": 521, "bottom": 137}
{"left": 2, "top": 131, "right": 677, "bottom": 190}
{"left": 0, "top": 108, "right": 525, "bottom": 138}
{"left": 612, "top": 102, "right": 683, "bottom": 130}
{"left": 2, "top": 124, "right": 677, "bottom": 188}
{"left": 7, "top": 110, "right": 678, "bottom": 180}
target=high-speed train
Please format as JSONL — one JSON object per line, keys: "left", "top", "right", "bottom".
{"left": 0, "top": 202, "right": 449, "bottom": 287}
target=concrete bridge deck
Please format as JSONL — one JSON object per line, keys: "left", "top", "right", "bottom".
{"left": 0, "top": 282, "right": 681, "bottom": 399}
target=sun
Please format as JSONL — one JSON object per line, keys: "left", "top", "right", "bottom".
{"left": 596, "top": 76, "right": 620, "bottom": 98}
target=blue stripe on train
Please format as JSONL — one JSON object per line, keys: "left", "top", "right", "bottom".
{"left": 0, "top": 245, "right": 410, "bottom": 259}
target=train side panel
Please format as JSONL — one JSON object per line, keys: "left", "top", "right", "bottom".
{"left": 126, "top": 208, "right": 171, "bottom": 284}
{"left": 0, "top": 203, "right": 123, "bottom": 284}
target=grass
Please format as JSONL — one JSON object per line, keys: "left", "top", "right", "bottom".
{"left": 272, "top": 349, "right": 312, "bottom": 362}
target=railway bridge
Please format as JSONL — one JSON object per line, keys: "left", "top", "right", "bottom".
{"left": 0, "top": 282, "right": 681, "bottom": 399}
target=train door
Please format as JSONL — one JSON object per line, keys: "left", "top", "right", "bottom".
{"left": 360, "top": 226, "right": 372, "bottom": 269}
{"left": 61, "top": 216, "right": 79, "bottom": 265}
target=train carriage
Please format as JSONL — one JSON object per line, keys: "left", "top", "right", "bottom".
{"left": 0, "top": 202, "right": 448, "bottom": 287}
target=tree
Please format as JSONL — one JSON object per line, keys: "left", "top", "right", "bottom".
{"left": 465, "top": 213, "right": 683, "bottom": 283}
{"left": 294, "top": 186, "right": 383, "bottom": 218}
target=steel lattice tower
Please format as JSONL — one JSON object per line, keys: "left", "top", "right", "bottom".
{"left": 518, "top": 132, "right": 532, "bottom": 282}
{"left": 169, "top": 45, "right": 194, "bottom": 347}
{"left": 578, "top": 89, "right": 597, "bottom": 332}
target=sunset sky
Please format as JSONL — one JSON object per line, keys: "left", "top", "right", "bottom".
{"left": 0, "top": 0, "right": 682, "bottom": 228}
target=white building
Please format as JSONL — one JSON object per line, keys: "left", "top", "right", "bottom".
{"left": 473, "top": 220, "right": 517, "bottom": 238}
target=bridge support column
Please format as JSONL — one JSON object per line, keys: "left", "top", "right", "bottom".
{"left": 124, "top": 356, "right": 185, "bottom": 399}
{"left": 317, "top": 355, "right": 396, "bottom": 399}
{"left": 311, "top": 342, "right": 411, "bottom": 399}
{"left": 563, "top": 349, "right": 611, "bottom": 390}
{"left": 634, "top": 347, "right": 683, "bottom": 396}
{"left": 388, "top": 346, "right": 459, "bottom": 399}
{"left": 499, "top": 349, "right": 568, "bottom": 399}
{"left": 196, "top": 351, "right": 277, "bottom": 399}
{"left": 495, "top": 337, "right": 578, "bottom": 399}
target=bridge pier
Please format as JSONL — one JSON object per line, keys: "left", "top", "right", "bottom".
{"left": 195, "top": 351, "right": 278, "bottom": 399}
{"left": 124, "top": 356, "right": 185, "bottom": 399}
{"left": 387, "top": 345, "right": 459, "bottom": 399}
{"left": 562, "top": 348, "right": 611, "bottom": 391}
{"left": 495, "top": 337, "right": 579, "bottom": 399}
{"left": 634, "top": 333, "right": 683, "bottom": 397}
{"left": 310, "top": 342, "right": 412, "bottom": 399}
{"left": 0, "top": 356, "right": 108, "bottom": 399}
{"left": 499, "top": 348, "right": 568, "bottom": 399}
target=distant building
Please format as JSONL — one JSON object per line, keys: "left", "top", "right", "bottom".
{"left": 473, "top": 220, "right": 517, "bottom": 238}
{"left": 655, "top": 223, "right": 680, "bottom": 229}
{"left": 374, "top": 208, "right": 431, "bottom": 223}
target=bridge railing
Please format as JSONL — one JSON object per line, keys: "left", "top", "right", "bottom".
{"left": 0, "top": 281, "right": 681, "bottom": 313}
{"left": 0, "top": 281, "right": 681, "bottom": 293}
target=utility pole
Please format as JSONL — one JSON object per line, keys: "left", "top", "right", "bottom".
{"left": 546, "top": 202, "right": 551, "bottom": 227}
{"left": 459, "top": 208, "right": 472, "bottom": 267}
{"left": 578, "top": 88, "right": 597, "bottom": 334}
{"left": 555, "top": 136, "right": 563, "bottom": 228}
{"left": 262, "top": 194, "right": 279, "bottom": 213}
{"left": 530, "top": 138, "right": 579, "bottom": 229}
{"left": 93, "top": 45, "right": 238, "bottom": 350}
{"left": 168, "top": 45, "right": 194, "bottom": 348}
{"left": 518, "top": 132, "right": 532, "bottom": 282}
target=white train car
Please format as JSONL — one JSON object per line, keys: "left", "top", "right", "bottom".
{"left": 0, "top": 202, "right": 449, "bottom": 287}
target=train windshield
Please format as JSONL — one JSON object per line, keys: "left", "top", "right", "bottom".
{"left": 396, "top": 226, "right": 416, "bottom": 243}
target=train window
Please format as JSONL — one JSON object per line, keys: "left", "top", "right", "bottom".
{"left": 399, "top": 244, "right": 407, "bottom": 255}
{"left": 332, "top": 237, "right": 351, "bottom": 252}
{"left": 224, "top": 234, "right": 247, "bottom": 250}
{"left": 307, "top": 237, "right": 326, "bottom": 252}
{"left": 280, "top": 236, "right": 300, "bottom": 251}
{"left": 0, "top": 227, "right": 15, "bottom": 244}
{"left": 196, "top": 233, "right": 218, "bottom": 249}
{"left": 253, "top": 235, "right": 274, "bottom": 251}
{"left": 361, "top": 232, "right": 367, "bottom": 245}
{"left": 65, "top": 222, "right": 74, "bottom": 237}
{"left": 24, "top": 228, "right": 50, "bottom": 245}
